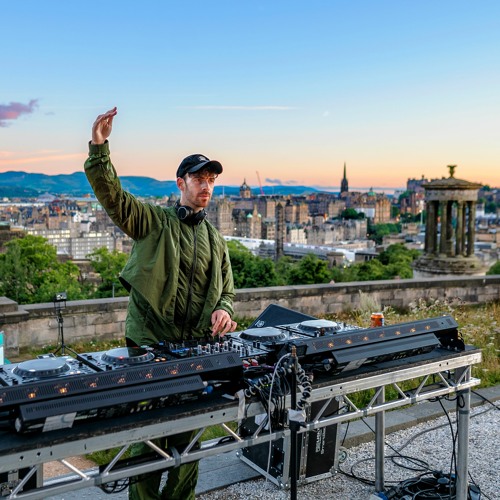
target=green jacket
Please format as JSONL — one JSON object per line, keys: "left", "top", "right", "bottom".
{"left": 84, "top": 142, "right": 235, "bottom": 343}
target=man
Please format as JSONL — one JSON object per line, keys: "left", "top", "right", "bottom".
{"left": 84, "top": 107, "right": 237, "bottom": 499}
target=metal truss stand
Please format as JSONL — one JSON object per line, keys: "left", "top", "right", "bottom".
{"left": 0, "top": 349, "right": 481, "bottom": 500}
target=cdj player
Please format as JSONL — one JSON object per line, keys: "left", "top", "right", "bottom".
{"left": 0, "top": 346, "right": 243, "bottom": 433}
{"left": 228, "top": 306, "right": 462, "bottom": 375}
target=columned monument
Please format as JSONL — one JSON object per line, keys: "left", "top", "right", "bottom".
{"left": 413, "top": 165, "right": 485, "bottom": 277}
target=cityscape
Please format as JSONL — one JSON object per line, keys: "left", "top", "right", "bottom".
{"left": 0, "top": 163, "right": 498, "bottom": 275}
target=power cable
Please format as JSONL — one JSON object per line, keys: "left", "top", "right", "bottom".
{"left": 338, "top": 391, "right": 496, "bottom": 499}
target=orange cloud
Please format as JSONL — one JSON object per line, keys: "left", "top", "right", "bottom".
{"left": 0, "top": 151, "right": 85, "bottom": 167}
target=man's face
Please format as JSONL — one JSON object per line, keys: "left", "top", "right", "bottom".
{"left": 177, "top": 169, "right": 218, "bottom": 211}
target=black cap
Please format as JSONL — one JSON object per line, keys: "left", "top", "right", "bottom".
{"left": 176, "top": 154, "right": 223, "bottom": 178}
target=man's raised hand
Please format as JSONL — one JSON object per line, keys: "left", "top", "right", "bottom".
{"left": 91, "top": 107, "right": 118, "bottom": 145}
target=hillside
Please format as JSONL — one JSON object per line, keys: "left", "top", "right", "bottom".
{"left": 0, "top": 171, "right": 325, "bottom": 198}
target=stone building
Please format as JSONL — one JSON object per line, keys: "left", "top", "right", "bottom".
{"left": 342, "top": 189, "right": 392, "bottom": 223}
{"left": 284, "top": 198, "right": 309, "bottom": 224}
{"left": 374, "top": 195, "right": 392, "bottom": 223}
{"left": 307, "top": 218, "right": 368, "bottom": 245}
{"left": 308, "top": 194, "right": 345, "bottom": 219}
{"left": 255, "top": 197, "right": 277, "bottom": 218}
{"left": 399, "top": 191, "right": 425, "bottom": 217}
{"left": 206, "top": 198, "right": 234, "bottom": 235}
{"left": 232, "top": 206, "right": 262, "bottom": 239}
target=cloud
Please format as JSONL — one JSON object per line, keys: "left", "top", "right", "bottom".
{"left": 265, "top": 178, "right": 298, "bottom": 185}
{"left": 0, "top": 99, "right": 39, "bottom": 127}
{"left": 0, "top": 151, "right": 84, "bottom": 167}
{"left": 266, "top": 178, "right": 283, "bottom": 184}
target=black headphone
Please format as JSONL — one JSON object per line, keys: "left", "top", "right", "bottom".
{"left": 175, "top": 201, "right": 207, "bottom": 225}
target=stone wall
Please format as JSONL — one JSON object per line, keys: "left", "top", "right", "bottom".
{"left": 1, "top": 275, "right": 499, "bottom": 357}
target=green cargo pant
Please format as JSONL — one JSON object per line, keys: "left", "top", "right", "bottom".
{"left": 128, "top": 430, "right": 199, "bottom": 500}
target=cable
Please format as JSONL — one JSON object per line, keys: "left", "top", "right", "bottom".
{"left": 340, "top": 419, "right": 351, "bottom": 447}
{"left": 471, "top": 389, "right": 500, "bottom": 412}
{"left": 99, "top": 478, "right": 129, "bottom": 494}
{"left": 265, "top": 353, "right": 291, "bottom": 482}
{"left": 436, "top": 397, "right": 458, "bottom": 487}
{"left": 241, "top": 354, "right": 314, "bottom": 488}
{"left": 338, "top": 392, "right": 494, "bottom": 499}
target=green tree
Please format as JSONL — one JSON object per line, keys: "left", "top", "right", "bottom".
{"left": 0, "top": 238, "right": 31, "bottom": 303}
{"left": 287, "top": 254, "right": 332, "bottom": 285}
{"left": 391, "top": 205, "right": 401, "bottom": 219}
{"left": 87, "top": 247, "right": 129, "bottom": 297}
{"left": 368, "top": 222, "right": 401, "bottom": 245}
{"left": 241, "top": 258, "right": 278, "bottom": 288}
{"left": 486, "top": 261, "right": 500, "bottom": 275}
{"left": 275, "top": 256, "right": 294, "bottom": 285}
{"left": 341, "top": 208, "right": 365, "bottom": 220}
{"left": 485, "top": 201, "right": 498, "bottom": 214}
{"left": 329, "top": 244, "right": 420, "bottom": 282}
{"left": 0, "top": 235, "right": 86, "bottom": 304}
{"left": 357, "top": 259, "right": 388, "bottom": 281}
{"left": 227, "top": 240, "right": 279, "bottom": 288}
{"left": 226, "top": 240, "right": 253, "bottom": 288}
{"left": 378, "top": 243, "right": 419, "bottom": 266}
{"left": 35, "top": 262, "right": 89, "bottom": 302}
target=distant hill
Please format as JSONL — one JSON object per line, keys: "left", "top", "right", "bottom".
{"left": 0, "top": 171, "right": 325, "bottom": 198}
{"left": 0, "top": 184, "right": 40, "bottom": 198}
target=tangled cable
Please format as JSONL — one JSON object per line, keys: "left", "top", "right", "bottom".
{"left": 243, "top": 354, "right": 313, "bottom": 429}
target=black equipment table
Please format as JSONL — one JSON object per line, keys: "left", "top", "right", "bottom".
{"left": 0, "top": 347, "right": 481, "bottom": 500}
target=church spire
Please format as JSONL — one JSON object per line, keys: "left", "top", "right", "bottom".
{"left": 340, "top": 162, "right": 349, "bottom": 194}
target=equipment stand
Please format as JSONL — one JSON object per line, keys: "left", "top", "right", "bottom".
{"left": 0, "top": 349, "right": 481, "bottom": 500}
{"left": 456, "top": 366, "right": 472, "bottom": 500}
{"left": 52, "top": 295, "right": 77, "bottom": 357}
{"left": 289, "top": 347, "right": 299, "bottom": 500}
{"left": 374, "top": 386, "right": 385, "bottom": 492}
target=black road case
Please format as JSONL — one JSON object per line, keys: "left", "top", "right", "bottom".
{"left": 239, "top": 398, "right": 341, "bottom": 489}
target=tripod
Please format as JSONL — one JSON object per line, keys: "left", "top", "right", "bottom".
{"left": 52, "top": 293, "right": 78, "bottom": 357}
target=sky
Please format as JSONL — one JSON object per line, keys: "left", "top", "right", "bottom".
{"left": 1, "top": 0, "right": 500, "bottom": 192}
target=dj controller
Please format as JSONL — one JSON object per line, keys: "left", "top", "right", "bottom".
{"left": 0, "top": 305, "right": 463, "bottom": 433}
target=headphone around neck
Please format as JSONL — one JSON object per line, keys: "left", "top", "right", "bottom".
{"left": 174, "top": 201, "right": 207, "bottom": 225}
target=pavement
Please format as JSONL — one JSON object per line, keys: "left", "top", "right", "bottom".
{"left": 42, "top": 384, "right": 500, "bottom": 500}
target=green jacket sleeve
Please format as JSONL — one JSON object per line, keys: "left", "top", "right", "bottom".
{"left": 84, "top": 141, "right": 160, "bottom": 241}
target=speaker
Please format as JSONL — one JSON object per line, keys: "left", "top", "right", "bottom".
{"left": 175, "top": 201, "right": 207, "bottom": 225}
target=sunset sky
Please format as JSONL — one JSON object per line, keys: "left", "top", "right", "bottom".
{"left": 2, "top": 1, "right": 500, "bottom": 192}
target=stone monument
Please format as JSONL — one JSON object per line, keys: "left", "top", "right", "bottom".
{"left": 413, "top": 165, "right": 486, "bottom": 277}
